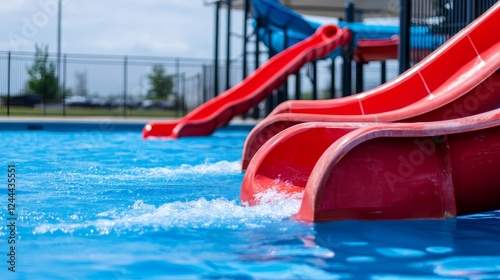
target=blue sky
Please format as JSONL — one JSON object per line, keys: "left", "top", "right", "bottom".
{"left": 1, "top": 0, "right": 246, "bottom": 59}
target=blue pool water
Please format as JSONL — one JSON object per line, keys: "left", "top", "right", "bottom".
{"left": 1, "top": 123, "right": 500, "bottom": 279}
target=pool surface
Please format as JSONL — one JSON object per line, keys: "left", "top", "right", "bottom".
{"left": 1, "top": 122, "right": 500, "bottom": 279}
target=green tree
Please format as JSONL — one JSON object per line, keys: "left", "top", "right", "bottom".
{"left": 147, "top": 64, "right": 173, "bottom": 99}
{"left": 26, "top": 44, "right": 58, "bottom": 105}
{"left": 74, "top": 70, "right": 89, "bottom": 97}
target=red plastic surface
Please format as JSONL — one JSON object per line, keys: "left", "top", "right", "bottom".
{"left": 242, "top": 3, "right": 500, "bottom": 169}
{"left": 241, "top": 109, "right": 500, "bottom": 222}
{"left": 142, "top": 25, "right": 351, "bottom": 138}
{"left": 354, "top": 37, "right": 399, "bottom": 63}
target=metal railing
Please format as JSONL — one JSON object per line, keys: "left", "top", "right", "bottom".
{"left": 0, "top": 51, "right": 244, "bottom": 117}
{"left": 400, "top": 0, "right": 497, "bottom": 71}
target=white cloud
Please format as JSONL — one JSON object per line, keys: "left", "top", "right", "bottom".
{"left": 0, "top": 1, "right": 244, "bottom": 59}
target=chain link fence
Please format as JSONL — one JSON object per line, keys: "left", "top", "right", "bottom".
{"left": 0, "top": 51, "right": 245, "bottom": 117}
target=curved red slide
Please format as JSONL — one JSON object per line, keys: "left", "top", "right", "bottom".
{"left": 142, "top": 25, "right": 351, "bottom": 138}
{"left": 241, "top": 2, "right": 500, "bottom": 169}
{"left": 353, "top": 37, "right": 436, "bottom": 63}
{"left": 241, "top": 108, "right": 500, "bottom": 222}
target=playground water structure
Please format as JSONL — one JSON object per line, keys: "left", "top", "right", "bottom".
{"left": 1, "top": 123, "right": 500, "bottom": 279}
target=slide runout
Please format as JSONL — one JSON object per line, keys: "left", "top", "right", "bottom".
{"left": 297, "top": 109, "right": 500, "bottom": 222}
{"left": 242, "top": 71, "right": 500, "bottom": 170}
{"left": 241, "top": 122, "right": 372, "bottom": 206}
{"left": 142, "top": 25, "right": 351, "bottom": 138}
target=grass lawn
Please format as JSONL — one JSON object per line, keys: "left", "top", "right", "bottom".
{"left": 0, "top": 106, "right": 182, "bottom": 118}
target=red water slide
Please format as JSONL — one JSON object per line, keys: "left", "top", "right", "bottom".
{"left": 241, "top": 109, "right": 500, "bottom": 222}
{"left": 241, "top": 2, "right": 500, "bottom": 169}
{"left": 141, "top": 25, "right": 350, "bottom": 138}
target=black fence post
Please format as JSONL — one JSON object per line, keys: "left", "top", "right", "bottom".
{"left": 202, "top": 65, "right": 208, "bottom": 103}
{"left": 251, "top": 19, "right": 261, "bottom": 120}
{"left": 295, "top": 70, "right": 301, "bottom": 100}
{"left": 63, "top": 54, "right": 67, "bottom": 117}
{"left": 265, "top": 29, "right": 276, "bottom": 115}
{"left": 355, "top": 61, "right": 363, "bottom": 93}
{"left": 330, "top": 58, "right": 336, "bottom": 99}
{"left": 466, "top": 0, "right": 475, "bottom": 24}
{"left": 399, "top": 0, "right": 411, "bottom": 74}
{"left": 240, "top": 0, "right": 250, "bottom": 119}
{"left": 242, "top": 0, "right": 249, "bottom": 79}
{"left": 176, "top": 57, "right": 181, "bottom": 117}
{"left": 7, "top": 51, "right": 11, "bottom": 116}
{"left": 254, "top": 20, "right": 261, "bottom": 70}
{"left": 123, "top": 55, "right": 128, "bottom": 117}
{"left": 380, "top": 61, "right": 387, "bottom": 84}
{"left": 277, "top": 27, "right": 289, "bottom": 104}
{"left": 225, "top": 0, "right": 232, "bottom": 91}
{"left": 197, "top": 73, "right": 202, "bottom": 108}
{"left": 214, "top": 0, "right": 221, "bottom": 96}
{"left": 345, "top": 2, "right": 354, "bottom": 22}
{"left": 312, "top": 60, "right": 318, "bottom": 100}
{"left": 182, "top": 73, "right": 186, "bottom": 116}
{"left": 342, "top": 2, "right": 354, "bottom": 97}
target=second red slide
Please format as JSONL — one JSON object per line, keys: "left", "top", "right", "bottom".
{"left": 142, "top": 25, "right": 350, "bottom": 139}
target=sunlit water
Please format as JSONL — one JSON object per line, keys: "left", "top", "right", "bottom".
{"left": 1, "top": 125, "right": 499, "bottom": 279}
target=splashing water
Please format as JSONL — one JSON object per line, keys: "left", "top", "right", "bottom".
{"left": 34, "top": 188, "right": 303, "bottom": 235}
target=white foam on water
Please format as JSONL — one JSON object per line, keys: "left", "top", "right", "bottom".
{"left": 33, "top": 188, "right": 303, "bottom": 235}
{"left": 137, "top": 160, "right": 242, "bottom": 177}
{"left": 56, "top": 160, "right": 243, "bottom": 183}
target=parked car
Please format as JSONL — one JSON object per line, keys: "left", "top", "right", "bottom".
{"left": 65, "top": 96, "right": 88, "bottom": 107}
{"left": 5, "top": 94, "right": 42, "bottom": 107}
{"left": 65, "top": 96, "right": 112, "bottom": 108}
{"left": 141, "top": 99, "right": 176, "bottom": 110}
